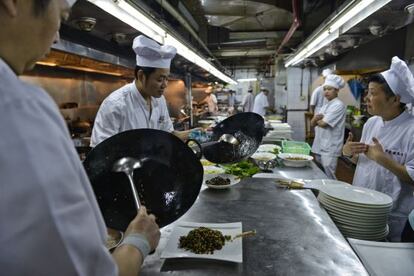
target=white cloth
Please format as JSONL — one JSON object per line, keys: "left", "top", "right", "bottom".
{"left": 252, "top": 92, "right": 269, "bottom": 116}
{"left": 323, "top": 74, "right": 345, "bottom": 90}
{"left": 312, "top": 98, "right": 346, "bottom": 158}
{"left": 91, "top": 82, "right": 173, "bottom": 147}
{"left": 314, "top": 154, "right": 338, "bottom": 180}
{"left": 310, "top": 86, "right": 327, "bottom": 114}
{"left": 0, "top": 59, "right": 116, "bottom": 275}
{"left": 242, "top": 93, "right": 254, "bottom": 112}
{"left": 353, "top": 111, "right": 414, "bottom": 241}
{"left": 132, "top": 35, "right": 177, "bottom": 68}
{"left": 380, "top": 56, "right": 414, "bottom": 104}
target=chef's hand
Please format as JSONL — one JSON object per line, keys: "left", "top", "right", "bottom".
{"left": 314, "top": 114, "right": 324, "bottom": 121}
{"left": 125, "top": 206, "right": 160, "bottom": 251}
{"left": 365, "top": 137, "right": 385, "bottom": 162}
{"left": 343, "top": 133, "right": 368, "bottom": 156}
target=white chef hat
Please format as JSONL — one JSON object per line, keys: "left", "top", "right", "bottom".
{"left": 322, "top": 68, "right": 333, "bottom": 77}
{"left": 323, "top": 74, "right": 345, "bottom": 90}
{"left": 65, "top": 0, "right": 77, "bottom": 7}
{"left": 380, "top": 56, "right": 414, "bottom": 104}
{"left": 260, "top": 86, "right": 269, "bottom": 92}
{"left": 132, "top": 35, "right": 177, "bottom": 69}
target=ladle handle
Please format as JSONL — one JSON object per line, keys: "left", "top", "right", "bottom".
{"left": 127, "top": 173, "right": 141, "bottom": 211}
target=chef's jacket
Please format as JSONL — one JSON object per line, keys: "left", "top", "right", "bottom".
{"left": 0, "top": 59, "right": 116, "bottom": 275}
{"left": 242, "top": 93, "right": 254, "bottom": 112}
{"left": 311, "top": 98, "right": 346, "bottom": 157}
{"left": 252, "top": 92, "right": 269, "bottom": 116}
{"left": 91, "top": 82, "right": 173, "bottom": 147}
{"left": 353, "top": 111, "right": 414, "bottom": 241}
{"left": 310, "top": 86, "right": 327, "bottom": 114}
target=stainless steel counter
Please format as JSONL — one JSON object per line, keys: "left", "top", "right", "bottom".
{"left": 141, "top": 163, "right": 368, "bottom": 275}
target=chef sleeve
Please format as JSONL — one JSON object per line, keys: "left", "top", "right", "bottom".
{"left": 90, "top": 100, "right": 122, "bottom": 147}
{"left": 322, "top": 102, "right": 345, "bottom": 128}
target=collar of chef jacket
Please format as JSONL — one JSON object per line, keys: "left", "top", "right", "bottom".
{"left": 0, "top": 58, "right": 19, "bottom": 80}
{"left": 381, "top": 110, "right": 411, "bottom": 128}
{"left": 130, "top": 82, "right": 160, "bottom": 111}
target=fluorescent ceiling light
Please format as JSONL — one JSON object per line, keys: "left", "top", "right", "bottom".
{"left": 87, "top": 0, "right": 236, "bottom": 84}
{"left": 285, "top": 0, "right": 391, "bottom": 67}
{"left": 237, "top": 78, "right": 257, "bottom": 82}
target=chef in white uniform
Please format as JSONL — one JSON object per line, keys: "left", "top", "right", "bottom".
{"left": 253, "top": 87, "right": 270, "bottom": 116}
{"left": 309, "top": 68, "right": 333, "bottom": 114}
{"left": 311, "top": 74, "right": 346, "bottom": 179}
{"left": 241, "top": 88, "right": 254, "bottom": 112}
{"left": 1, "top": 0, "right": 159, "bottom": 274}
{"left": 91, "top": 35, "right": 194, "bottom": 147}
{"left": 343, "top": 56, "right": 414, "bottom": 241}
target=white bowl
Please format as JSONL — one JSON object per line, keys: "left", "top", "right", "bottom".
{"left": 278, "top": 153, "right": 313, "bottom": 167}
{"left": 251, "top": 152, "right": 277, "bottom": 162}
{"left": 257, "top": 144, "right": 281, "bottom": 154}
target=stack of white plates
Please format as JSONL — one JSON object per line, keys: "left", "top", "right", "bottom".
{"left": 317, "top": 185, "right": 393, "bottom": 241}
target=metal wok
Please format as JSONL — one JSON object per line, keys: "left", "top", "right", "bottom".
{"left": 189, "top": 112, "right": 265, "bottom": 164}
{"left": 83, "top": 129, "right": 203, "bottom": 231}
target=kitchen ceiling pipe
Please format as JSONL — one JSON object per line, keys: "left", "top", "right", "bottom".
{"left": 154, "top": 0, "right": 221, "bottom": 66}
{"left": 276, "top": 0, "right": 301, "bottom": 55}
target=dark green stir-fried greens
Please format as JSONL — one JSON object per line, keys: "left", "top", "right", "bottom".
{"left": 206, "top": 176, "right": 231, "bottom": 186}
{"left": 179, "top": 227, "right": 231, "bottom": 254}
{"left": 222, "top": 160, "right": 260, "bottom": 178}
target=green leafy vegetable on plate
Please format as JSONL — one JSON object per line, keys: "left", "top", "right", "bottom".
{"left": 221, "top": 160, "right": 260, "bottom": 179}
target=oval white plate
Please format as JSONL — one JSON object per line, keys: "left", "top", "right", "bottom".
{"left": 319, "top": 185, "right": 393, "bottom": 206}
{"left": 203, "top": 165, "right": 225, "bottom": 175}
{"left": 204, "top": 174, "right": 240, "bottom": 189}
{"left": 277, "top": 153, "right": 313, "bottom": 167}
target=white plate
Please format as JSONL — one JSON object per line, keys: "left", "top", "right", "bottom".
{"left": 204, "top": 174, "right": 240, "bottom": 189}
{"left": 251, "top": 152, "right": 277, "bottom": 162}
{"left": 161, "top": 222, "right": 243, "bottom": 263}
{"left": 319, "top": 185, "right": 393, "bottom": 206}
{"left": 319, "top": 194, "right": 392, "bottom": 212}
{"left": 277, "top": 153, "right": 313, "bottom": 167}
{"left": 203, "top": 166, "right": 225, "bottom": 175}
{"left": 256, "top": 144, "right": 281, "bottom": 153}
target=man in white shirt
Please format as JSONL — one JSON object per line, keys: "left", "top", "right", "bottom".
{"left": 0, "top": 0, "right": 159, "bottom": 275}
{"left": 253, "top": 87, "right": 270, "bottom": 116}
{"left": 311, "top": 74, "right": 346, "bottom": 179}
{"left": 91, "top": 35, "right": 194, "bottom": 147}
{"left": 242, "top": 88, "right": 254, "bottom": 112}
{"left": 343, "top": 57, "right": 414, "bottom": 241}
{"left": 309, "top": 68, "right": 333, "bottom": 113}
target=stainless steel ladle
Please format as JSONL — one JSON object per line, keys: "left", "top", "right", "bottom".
{"left": 112, "top": 157, "right": 142, "bottom": 211}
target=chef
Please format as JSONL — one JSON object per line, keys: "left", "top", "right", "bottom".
{"left": 199, "top": 86, "right": 218, "bottom": 115}
{"left": 311, "top": 74, "right": 346, "bottom": 179}
{"left": 1, "top": 0, "right": 159, "bottom": 274}
{"left": 343, "top": 56, "right": 414, "bottom": 241}
{"left": 309, "top": 68, "right": 333, "bottom": 114}
{"left": 252, "top": 87, "right": 270, "bottom": 116}
{"left": 91, "top": 35, "right": 194, "bottom": 147}
{"left": 241, "top": 88, "right": 254, "bottom": 112}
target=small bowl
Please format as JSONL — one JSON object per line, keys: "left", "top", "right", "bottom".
{"left": 278, "top": 153, "right": 313, "bottom": 167}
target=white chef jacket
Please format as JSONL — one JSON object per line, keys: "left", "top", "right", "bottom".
{"left": 310, "top": 86, "right": 327, "bottom": 114}
{"left": 311, "top": 98, "right": 346, "bottom": 157}
{"left": 0, "top": 59, "right": 116, "bottom": 275}
{"left": 252, "top": 92, "right": 269, "bottom": 116}
{"left": 242, "top": 93, "right": 254, "bottom": 112}
{"left": 91, "top": 82, "right": 174, "bottom": 147}
{"left": 353, "top": 111, "right": 414, "bottom": 241}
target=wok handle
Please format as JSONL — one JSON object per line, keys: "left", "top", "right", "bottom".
{"left": 185, "top": 139, "right": 203, "bottom": 159}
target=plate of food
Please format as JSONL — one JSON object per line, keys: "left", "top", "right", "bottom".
{"left": 277, "top": 153, "right": 313, "bottom": 167}
{"left": 204, "top": 174, "right": 240, "bottom": 189}
{"left": 161, "top": 222, "right": 243, "bottom": 263}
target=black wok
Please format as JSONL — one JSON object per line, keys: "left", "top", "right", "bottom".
{"left": 83, "top": 129, "right": 203, "bottom": 231}
{"left": 188, "top": 112, "right": 265, "bottom": 164}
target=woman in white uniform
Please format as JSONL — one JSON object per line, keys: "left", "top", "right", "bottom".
{"left": 1, "top": 1, "right": 159, "bottom": 274}
{"left": 91, "top": 35, "right": 194, "bottom": 147}
{"left": 253, "top": 87, "right": 270, "bottom": 116}
{"left": 311, "top": 74, "right": 346, "bottom": 179}
{"left": 343, "top": 57, "right": 414, "bottom": 241}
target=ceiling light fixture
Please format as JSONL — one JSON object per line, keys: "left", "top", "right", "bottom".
{"left": 285, "top": 0, "right": 391, "bottom": 67}
{"left": 236, "top": 78, "right": 258, "bottom": 82}
{"left": 87, "top": 0, "right": 236, "bottom": 84}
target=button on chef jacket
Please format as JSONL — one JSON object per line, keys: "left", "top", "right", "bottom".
{"left": 353, "top": 111, "right": 414, "bottom": 241}
{"left": 252, "top": 92, "right": 269, "bottom": 116}
{"left": 310, "top": 86, "right": 327, "bottom": 114}
{"left": 91, "top": 82, "right": 174, "bottom": 147}
{"left": 0, "top": 59, "right": 116, "bottom": 275}
{"left": 311, "top": 98, "right": 346, "bottom": 157}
